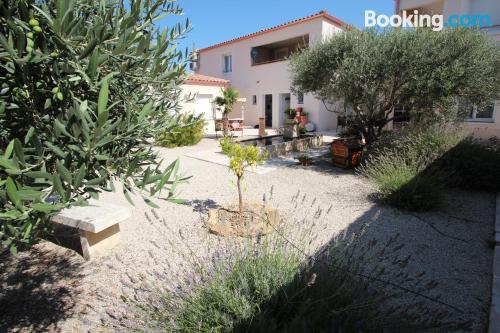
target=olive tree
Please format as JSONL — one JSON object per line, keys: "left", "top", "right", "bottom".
{"left": 0, "top": 0, "right": 190, "bottom": 254}
{"left": 290, "top": 28, "right": 500, "bottom": 144}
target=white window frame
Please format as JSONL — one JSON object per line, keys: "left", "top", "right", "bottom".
{"left": 222, "top": 54, "right": 232, "bottom": 73}
{"left": 466, "top": 104, "right": 495, "bottom": 123}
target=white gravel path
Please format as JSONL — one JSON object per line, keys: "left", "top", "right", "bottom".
{"left": 0, "top": 138, "right": 495, "bottom": 332}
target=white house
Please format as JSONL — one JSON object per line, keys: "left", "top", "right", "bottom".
{"left": 179, "top": 73, "right": 228, "bottom": 121}
{"left": 395, "top": 0, "right": 500, "bottom": 139}
{"left": 191, "top": 11, "right": 348, "bottom": 131}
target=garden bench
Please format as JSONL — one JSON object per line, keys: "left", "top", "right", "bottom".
{"left": 50, "top": 203, "right": 132, "bottom": 260}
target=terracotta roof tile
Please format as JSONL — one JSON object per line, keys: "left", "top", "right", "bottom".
{"left": 198, "top": 11, "right": 350, "bottom": 53}
{"left": 185, "top": 73, "right": 229, "bottom": 86}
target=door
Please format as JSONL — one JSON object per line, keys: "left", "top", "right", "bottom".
{"left": 194, "top": 94, "right": 214, "bottom": 120}
{"left": 265, "top": 94, "right": 272, "bottom": 128}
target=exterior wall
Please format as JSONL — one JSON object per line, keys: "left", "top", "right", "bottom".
{"left": 179, "top": 84, "right": 223, "bottom": 115}
{"left": 464, "top": 97, "right": 500, "bottom": 140}
{"left": 196, "top": 17, "right": 342, "bottom": 131}
{"left": 397, "top": 0, "right": 500, "bottom": 139}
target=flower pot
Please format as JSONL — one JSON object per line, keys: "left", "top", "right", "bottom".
{"left": 330, "top": 138, "right": 364, "bottom": 168}
{"left": 298, "top": 115, "right": 308, "bottom": 127}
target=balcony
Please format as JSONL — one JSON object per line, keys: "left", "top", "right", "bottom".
{"left": 398, "top": 0, "right": 444, "bottom": 15}
{"left": 250, "top": 35, "right": 309, "bottom": 66}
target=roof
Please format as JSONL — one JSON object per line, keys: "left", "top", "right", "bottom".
{"left": 184, "top": 73, "right": 229, "bottom": 87}
{"left": 198, "top": 10, "right": 349, "bottom": 53}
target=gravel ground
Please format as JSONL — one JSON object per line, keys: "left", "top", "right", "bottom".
{"left": 0, "top": 138, "right": 495, "bottom": 332}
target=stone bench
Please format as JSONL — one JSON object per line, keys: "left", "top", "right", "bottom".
{"left": 50, "top": 203, "right": 132, "bottom": 260}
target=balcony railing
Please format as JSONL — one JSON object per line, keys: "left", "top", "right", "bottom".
{"left": 251, "top": 35, "right": 309, "bottom": 66}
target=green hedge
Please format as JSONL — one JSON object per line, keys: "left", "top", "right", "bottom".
{"left": 156, "top": 114, "right": 205, "bottom": 148}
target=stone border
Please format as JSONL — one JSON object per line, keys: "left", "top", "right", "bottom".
{"left": 257, "top": 135, "right": 324, "bottom": 158}
{"left": 489, "top": 192, "right": 500, "bottom": 332}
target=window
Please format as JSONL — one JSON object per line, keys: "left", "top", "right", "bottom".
{"left": 466, "top": 103, "right": 495, "bottom": 122}
{"left": 223, "top": 55, "right": 232, "bottom": 73}
{"left": 297, "top": 92, "right": 304, "bottom": 105}
{"left": 274, "top": 47, "right": 289, "bottom": 60}
{"left": 252, "top": 95, "right": 257, "bottom": 105}
{"left": 393, "top": 105, "right": 410, "bottom": 130}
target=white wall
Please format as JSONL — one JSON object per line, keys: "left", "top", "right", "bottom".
{"left": 179, "top": 84, "right": 223, "bottom": 115}
{"left": 196, "top": 17, "right": 342, "bottom": 131}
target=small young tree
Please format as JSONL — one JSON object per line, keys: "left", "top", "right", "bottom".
{"left": 290, "top": 28, "right": 500, "bottom": 144}
{"left": 219, "top": 138, "right": 268, "bottom": 213}
{"left": 215, "top": 87, "right": 239, "bottom": 136}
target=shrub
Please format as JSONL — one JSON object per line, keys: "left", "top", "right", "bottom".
{"left": 156, "top": 114, "right": 205, "bottom": 148}
{"left": 153, "top": 237, "right": 441, "bottom": 332}
{"left": 0, "top": 0, "right": 189, "bottom": 254}
{"left": 439, "top": 137, "right": 500, "bottom": 191}
{"left": 362, "top": 154, "right": 441, "bottom": 211}
{"left": 363, "top": 126, "right": 500, "bottom": 211}
{"left": 361, "top": 126, "right": 464, "bottom": 211}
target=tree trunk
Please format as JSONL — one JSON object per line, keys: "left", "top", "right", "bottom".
{"left": 223, "top": 113, "right": 229, "bottom": 137}
{"left": 237, "top": 175, "right": 243, "bottom": 213}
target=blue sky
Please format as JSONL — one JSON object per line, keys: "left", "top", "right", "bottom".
{"left": 169, "top": 0, "right": 395, "bottom": 53}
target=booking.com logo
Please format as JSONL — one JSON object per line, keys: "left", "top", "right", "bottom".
{"left": 365, "top": 10, "right": 491, "bottom": 31}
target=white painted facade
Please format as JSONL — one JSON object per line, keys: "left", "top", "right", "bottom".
{"left": 194, "top": 12, "right": 345, "bottom": 131}
{"left": 396, "top": 0, "right": 500, "bottom": 139}
{"left": 179, "top": 83, "right": 225, "bottom": 120}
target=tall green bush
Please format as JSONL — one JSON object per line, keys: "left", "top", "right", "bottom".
{"left": 156, "top": 114, "right": 205, "bottom": 148}
{"left": 0, "top": 0, "right": 190, "bottom": 254}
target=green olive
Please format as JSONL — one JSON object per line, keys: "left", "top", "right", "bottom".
{"left": 27, "top": 32, "right": 34, "bottom": 38}
{"left": 50, "top": 52, "right": 58, "bottom": 57}
{"left": 33, "top": 26, "right": 42, "bottom": 33}
{"left": 27, "top": 39, "right": 34, "bottom": 47}
{"left": 25, "top": 46, "right": 33, "bottom": 53}
{"left": 29, "top": 18, "right": 39, "bottom": 27}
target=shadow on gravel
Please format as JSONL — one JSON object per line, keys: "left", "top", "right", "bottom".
{"left": 0, "top": 247, "right": 83, "bottom": 332}
{"left": 229, "top": 189, "right": 493, "bottom": 332}
{"left": 184, "top": 199, "right": 221, "bottom": 214}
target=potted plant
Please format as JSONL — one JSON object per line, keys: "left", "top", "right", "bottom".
{"left": 298, "top": 111, "right": 308, "bottom": 127}
{"left": 297, "top": 154, "right": 312, "bottom": 166}
{"left": 284, "top": 108, "right": 296, "bottom": 119}
{"left": 299, "top": 126, "right": 307, "bottom": 137}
